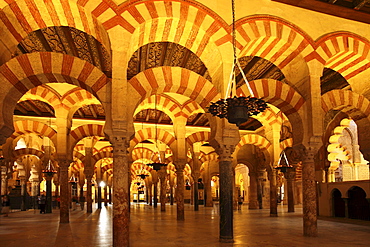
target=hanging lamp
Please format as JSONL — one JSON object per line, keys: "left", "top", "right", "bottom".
{"left": 147, "top": 94, "right": 167, "bottom": 171}
{"left": 208, "top": 0, "right": 268, "bottom": 127}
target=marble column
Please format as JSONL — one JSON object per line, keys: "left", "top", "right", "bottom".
{"left": 97, "top": 183, "right": 102, "bottom": 209}
{"left": 217, "top": 145, "right": 235, "bottom": 242}
{"left": 153, "top": 181, "right": 158, "bottom": 208}
{"left": 192, "top": 172, "right": 200, "bottom": 211}
{"left": 44, "top": 173, "right": 54, "bottom": 213}
{"left": 301, "top": 146, "right": 318, "bottom": 237}
{"left": 269, "top": 169, "right": 278, "bottom": 216}
{"left": 19, "top": 175, "right": 27, "bottom": 211}
{"left": 257, "top": 171, "right": 265, "bottom": 209}
{"left": 158, "top": 167, "right": 166, "bottom": 212}
{"left": 176, "top": 163, "right": 185, "bottom": 221}
{"left": 148, "top": 183, "right": 153, "bottom": 206}
{"left": 285, "top": 170, "right": 296, "bottom": 213}
{"left": 111, "top": 136, "right": 130, "bottom": 246}
{"left": 86, "top": 173, "right": 93, "bottom": 213}
{"left": 248, "top": 172, "right": 258, "bottom": 209}
{"left": 59, "top": 159, "right": 70, "bottom": 223}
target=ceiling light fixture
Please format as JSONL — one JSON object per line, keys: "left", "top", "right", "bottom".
{"left": 208, "top": 0, "right": 268, "bottom": 127}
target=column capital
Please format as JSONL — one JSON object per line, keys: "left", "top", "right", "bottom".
{"left": 215, "top": 144, "right": 235, "bottom": 162}
{"left": 292, "top": 144, "right": 318, "bottom": 164}
{"left": 109, "top": 136, "right": 130, "bottom": 154}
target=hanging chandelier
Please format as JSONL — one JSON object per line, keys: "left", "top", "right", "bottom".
{"left": 208, "top": 0, "right": 268, "bottom": 127}
{"left": 275, "top": 150, "right": 294, "bottom": 173}
{"left": 42, "top": 159, "right": 57, "bottom": 176}
{"left": 147, "top": 94, "right": 167, "bottom": 171}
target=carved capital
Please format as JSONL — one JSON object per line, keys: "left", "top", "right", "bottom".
{"left": 292, "top": 144, "right": 317, "bottom": 164}
{"left": 110, "top": 136, "right": 129, "bottom": 155}
{"left": 216, "top": 144, "right": 235, "bottom": 161}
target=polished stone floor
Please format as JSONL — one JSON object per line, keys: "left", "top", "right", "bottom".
{"left": 1, "top": 203, "right": 370, "bottom": 247}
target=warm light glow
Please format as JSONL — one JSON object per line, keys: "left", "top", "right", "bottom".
{"left": 100, "top": 181, "right": 106, "bottom": 187}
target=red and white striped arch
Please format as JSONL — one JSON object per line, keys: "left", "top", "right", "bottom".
{"left": 73, "top": 150, "right": 86, "bottom": 162}
{"left": 70, "top": 161, "right": 84, "bottom": 172}
{"left": 13, "top": 148, "right": 44, "bottom": 160}
{"left": 92, "top": 150, "right": 113, "bottom": 164}
{"left": 236, "top": 79, "right": 305, "bottom": 116}
{"left": 101, "top": 0, "right": 228, "bottom": 76}
{"left": 186, "top": 131, "right": 210, "bottom": 147}
{"left": 316, "top": 32, "right": 370, "bottom": 81}
{"left": 130, "top": 128, "right": 176, "bottom": 148}
{"left": 18, "top": 87, "right": 61, "bottom": 111}
{"left": 321, "top": 89, "right": 370, "bottom": 116}
{"left": 0, "top": 53, "right": 109, "bottom": 105}
{"left": 167, "top": 163, "right": 191, "bottom": 176}
{"left": 129, "top": 67, "right": 219, "bottom": 108}
{"left": 230, "top": 16, "right": 314, "bottom": 70}
{"left": 135, "top": 94, "right": 205, "bottom": 123}
{"left": 131, "top": 162, "right": 153, "bottom": 174}
{"left": 131, "top": 147, "right": 156, "bottom": 162}
{"left": 199, "top": 151, "right": 218, "bottom": 164}
{"left": 181, "top": 101, "right": 205, "bottom": 119}
{"left": 11, "top": 120, "right": 57, "bottom": 143}
{"left": 134, "top": 94, "right": 178, "bottom": 122}
{"left": 102, "top": 163, "right": 113, "bottom": 174}
{"left": 235, "top": 134, "right": 271, "bottom": 154}
{"left": 70, "top": 124, "right": 105, "bottom": 150}
{"left": 62, "top": 88, "right": 102, "bottom": 116}
{"left": 0, "top": 0, "right": 109, "bottom": 56}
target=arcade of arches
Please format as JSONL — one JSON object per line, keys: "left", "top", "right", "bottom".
{"left": 1, "top": 0, "right": 370, "bottom": 246}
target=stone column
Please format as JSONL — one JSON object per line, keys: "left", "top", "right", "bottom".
{"left": 217, "top": 145, "right": 235, "bottom": 242}
{"left": 301, "top": 145, "right": 318, "bottom": 237}
{"left": 44, "top": 173, "right": 54, "bottom": 213}
{"left": 19, "top": 175, "right": 27, "bottom": 211}
{"left": 111, "top": 136, "right": 130, "bottom": 246}
{"left": 192, "top": 172, "right": 200, "bottom": 211}
{"left": 176, "top": 161, "right": 186, "bottom": 221}
{"left": 285, "top": 169, "right": 296, "bottom": 213}
{"left": 248, "top": 172, "right": 258, "bottom": 209}
{"left": 148, "top": 182, "right": 153, "bottom": 206}
{"left": 269, "top": 169, "right": 278, "bottom": 216}
{"left": 59, "top": 158, "right": 70, "bottom": 223}
{"left": 257, "top": 171, "right": 265, "bottom": 209}
{"left": 84, "top": 143, "right": 94, "bottom": 213}
{"left": 85, "top": 172, "right": 93, "bottom": 213}
{"left": 158, "top": 167, "right": 166, "bottom": 212}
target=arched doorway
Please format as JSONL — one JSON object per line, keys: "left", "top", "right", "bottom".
{"left": 348, "top": 186, "right": 370, "bottom": 220}
{"left": 332, "top": 189, "right": 345, "bottom": 217}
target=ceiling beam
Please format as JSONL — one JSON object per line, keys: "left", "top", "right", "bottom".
{"left": 89, "top": 105, "right": 98, "bottom": 119}
{"left": 43, "top": 104, "right": 55, "bottom": 116}
{"left": 145, "top": 109, "right": 150, "bottom": 122}
{"left": 77, "top": 109, "right": 85, "bottom": 118}
{"left": 192, "top": 113, "right": 204, "bottom": 126}
{"left": 354, "top": 0, "right": 369, "bottom": 10}
{"left": 157, "top": 111, "right": 164, "bottom": 124}
{"left": 23, "top": 101, "right": 42, "bottom": 116}
{"left": 15, "top": 104, "right": 28, "bottom": 114}
{"left": 272, "top": 0, "right": 370, "bottom": 24}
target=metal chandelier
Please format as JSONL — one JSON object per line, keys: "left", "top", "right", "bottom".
{"left": 208, "top": 0, "right": 268, "bottom": 127}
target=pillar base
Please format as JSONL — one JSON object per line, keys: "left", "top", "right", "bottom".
{"left": 220, "top": 237, "right": 234, "bottom": 243}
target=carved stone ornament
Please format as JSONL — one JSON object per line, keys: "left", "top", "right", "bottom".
{"left": 110, "top": 136, "right": 130, "bottom": 154}
{"left": 216, "top": 144, "right": 235, "bottom": 161}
